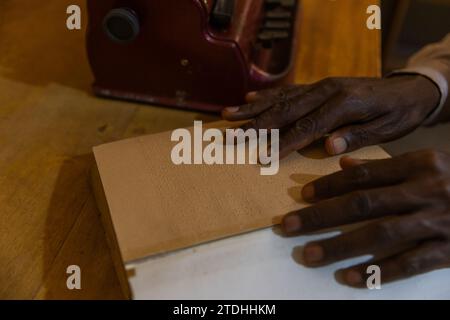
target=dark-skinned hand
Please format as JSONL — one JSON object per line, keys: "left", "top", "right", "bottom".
{"left": 282, "top": 149, "right": 450, "bottom": 287}
{"left": 222, "top": 75, "right": 441, "bottom": 158}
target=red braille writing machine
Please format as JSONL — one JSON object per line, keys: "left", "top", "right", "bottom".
{"left": 87, "top": 0, "right": 301, "bottom": 112}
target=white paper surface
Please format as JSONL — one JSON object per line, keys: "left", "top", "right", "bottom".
{"left": 129, "top": 227, "right": 450, "bottom": 300}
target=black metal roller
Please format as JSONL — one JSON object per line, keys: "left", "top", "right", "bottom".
{"left": 103, "top": 8, "right": 140, "bottom": 44}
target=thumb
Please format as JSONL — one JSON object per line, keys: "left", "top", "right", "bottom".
{"left": 326, "top": 122, "right": 383, "bottom": 155}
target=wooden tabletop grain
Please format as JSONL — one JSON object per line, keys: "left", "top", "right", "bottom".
{"left": 0, "top": 0, "right": 380, "bottom": 299}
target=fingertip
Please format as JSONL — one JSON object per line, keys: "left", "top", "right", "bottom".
{"left": 282, "top": 213, "right": 302, "bottom": 234}
{"left": 340, "top": 156, "right": 366, "bottom": 169}
{"left": 301, "top": 184, "right": 315, "bottom": 202}
{"left": 221, "top": 106, "right": 240, "bottom": 119}
{"left": 224, "top": 106, "right": 240, "bottom": 113}
{"left": 303, "top": 244, "right": 324, "bottom": 264}
{"left": 344, "top": 269, "right": 364, "bottom": 287}
{"left": 339, "top": 156, "right": 354, "bottom": 169}
{"left": 245, "top": 91, "right": 259, "bottom": 102}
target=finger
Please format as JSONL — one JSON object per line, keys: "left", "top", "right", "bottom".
{"left": 302, "top": 213, "right": 439, "bottom": 267}
{"left": 240, "top": 79, "right": 341, "bottom": 132}
{"left": 282, "top": 181, "right": 432, "bottom": 235}
{"left": 222, "top": 85, "right": 311, "bottom": 121}
{"left": 277, "top": 94, "right": 350, "bottom": 158}
{"left": 341, "top": 240, "right": 450, "bottom": 288}
{"left": 301, "top": 156, "right": 410, "bottom": 202}
{"left": 245, "top": 85, "right": 299, "bottom": 103}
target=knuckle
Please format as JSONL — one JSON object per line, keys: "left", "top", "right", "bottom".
{"left": 314, "top": 177, "right": 332, "bottom": 198}
{"left": 346, "top": 164, "right": 371, "bottom": 184}
{"left": 347, "top": 191, "right": 371, "bottom": 218}
{"left": 272, "top": 98, "right": 293, "bottom": 114}
{"left": 245, "top": 102, "right": 261, "bottom": 114}
{"left": 399, "top": 256, "right": 423, "bottom": 277}
{"left": 372, "top": 221, "right": 397, "bottom": 245}
{"left": 303, "top": 206, "right": 326, "bottom": 229}
{"left": 294, "top": 117, "right": 317, "bottom": 135}
{"left": 348, "top": 126, "right": 372, "bottom": 148}
{"left": 326, "top": 237, "right": 351, "bottom": 259}
{"left": 276, "top": 86, "right": 292, "bottom": 99}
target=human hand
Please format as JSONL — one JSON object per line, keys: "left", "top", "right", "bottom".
{"left": 282, "top": 149, "right": 450, "bottom": 287}
{"left": 222, "top": 76, "right": 440, "bottom": 159}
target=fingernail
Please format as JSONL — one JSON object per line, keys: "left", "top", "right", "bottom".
{"left": 332, "top": 137, "right": 348, "bottom": 154}
{"left": 224, "top": 106, "right": 240, "bottom": 113}
{"left": 303, "top": 244, "right": 324, "bottom": 263}
{"left": 246, "top": 91, "right": 258, "bottom": 100}
{"left": 282, "top": 215, "right": 302, "bottom": 233}
{"left": 345, "top": 270, "right": 363, "bottom": 286}
{"left": 302, "top": 184, "right": 315, "bottom": 201}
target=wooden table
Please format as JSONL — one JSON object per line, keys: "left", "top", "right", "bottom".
{"left": 0, "top": 0, "right": 380, "bottom": 299}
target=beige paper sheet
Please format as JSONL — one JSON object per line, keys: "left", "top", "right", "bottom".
{"left": 93, "top": 123, "right": 390, "bottom": 262}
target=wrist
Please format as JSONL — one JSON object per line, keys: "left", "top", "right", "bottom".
{"left": 412, "top": 74, "right": 441, "bottom": 109}
{"left": 388, "top": 68, "right": 447, "bottom": 126}
{"left": 388, "top": 73, "right": 441, "bottom": 125}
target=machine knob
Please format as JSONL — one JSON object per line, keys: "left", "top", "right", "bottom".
{"left": 103, "top": 8, "right": 140, "bottom": 44}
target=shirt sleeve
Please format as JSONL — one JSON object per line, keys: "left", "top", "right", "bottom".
{"left": 390, "top": 34, "right": 450, "bottom": 125}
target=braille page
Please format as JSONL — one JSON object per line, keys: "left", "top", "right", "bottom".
{"left": 93, "top": 123, "right": 390, "bottom": 262}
